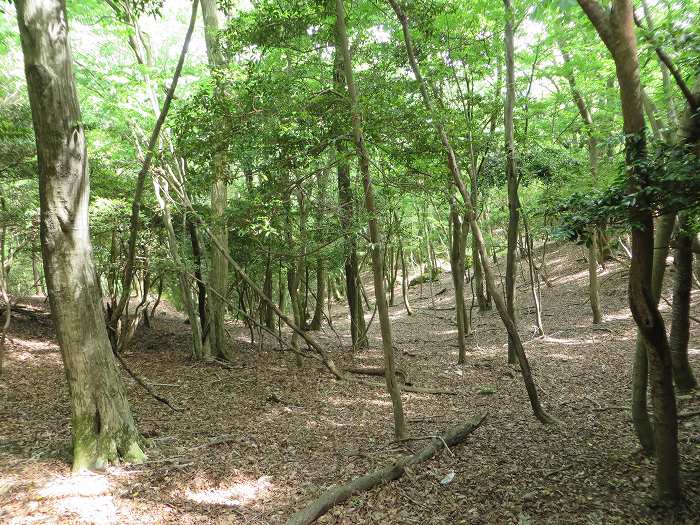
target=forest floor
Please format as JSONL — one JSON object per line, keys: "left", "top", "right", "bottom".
{"left": 1, "top": 244, "right": 699, "bottom": 525}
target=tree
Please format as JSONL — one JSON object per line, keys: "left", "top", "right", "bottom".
{"left": 335, "top": 0, "right": 406, "bottom": 439}
{"left": 503, "top": 0, "right": 521, "bottom": 364}
{"left": 14, "top": 0, "right": 144, "bottom": 471}
{"left": 576, "top": 0, "right": 681, "bottom": 502}
{"left": 201, "top": 0, "right": 230, "bottom": 361}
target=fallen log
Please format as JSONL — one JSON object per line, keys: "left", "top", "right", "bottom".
{"left": 349, "top": 378, "right": 456, "bottom": 395}
{"left": 286, "top": 414, "right": 486, "bottom": 525}
{"left": 345, "top": 367, "right": 408, "bottom": 384}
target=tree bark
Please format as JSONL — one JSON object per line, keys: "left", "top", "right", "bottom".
{"left": 188, "top": 218, "right": 209, "bottom": 347}
{"left": 15, "top": 0, "right": 145, "bottom": 470}
{"left": 504, "top": 0, "right": 520, "bottom": 365}
{"left": 670, "top": 214, "right": 697, "bottom": 392}
{"left": 309, "top": 258, "right": 326, "bottom": 330}
{"left": 450, "top": 198, "right": 468, "bottom": 363}
{"left": 333, "top": 44, "right": 367, "bottom": 350}
{"left": 201, "top": 0, "right": 230, "bottom": 361}
{"left": 336, "top": 0, "right": 406, "bottom": 439}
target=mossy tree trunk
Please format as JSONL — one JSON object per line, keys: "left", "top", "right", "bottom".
{"left": 15, "top": 0, "right": 145, "bottom": 471}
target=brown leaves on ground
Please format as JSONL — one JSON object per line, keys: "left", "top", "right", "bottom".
{"left": 1, "top": 244, "right": 699, "bottom": 524}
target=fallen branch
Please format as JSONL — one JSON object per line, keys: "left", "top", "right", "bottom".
{"left": 346, "top": 366, "right": 407, "bottom": 383}
{"left": 115, "top": 353, "right": 182, "bottom": 412}
{"left": 350, "top": 378, "right": 456, "bottom": 395}
{"left": 285, "top": 414, "right": 486, "bottom": 525}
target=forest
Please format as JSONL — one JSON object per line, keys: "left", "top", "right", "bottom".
{"left": 0, "top": 0, "right": 699, "bottom": 523}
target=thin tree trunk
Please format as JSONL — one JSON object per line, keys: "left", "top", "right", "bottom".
{"left": 523, "top": 213, "right": 544, "bottom": 335}
{"left": 188, "top": 218, "right": 209, "bottom": 349}
{"left": 202, "top": 0, "right": 229, "bottom": 361}
{"left": 389, "top": 0, "right": 555, "bottom": 425}
{"left": 310, "top": 259, "right": 326, "bottom": 330}
{"left": 336, "top": 0, "right": 406, "bottom": 439}
{"left": 108, "top": 1, "right": 197, "bottom": 348}
{"left": 0, "top": 216, "right": 10, "bottom": 376}
{"left": 450, "top": 198, "right": 467, "bottom": 363}
{"left": 15, "top": 0, "right": 145, "bottom": 470}
{"left": 504, "top": 0, "right": 519, "bottom": 365}
{"left": 399, "top": 240, "right": 413, "bottom": 316}
{"left": 262, "top": 243, "right": 274, "bottom": 329}
{"left": 670, "top": 214, "right": 697, "bottom": 392}
{"left": 153, "top": 176, "right": 203, "bottom": 359}
{"left": 333, "top": 44, "right": 367, "bottom": 350}
{"left": 588, "top": 230, "right": 602, "bottom": 323}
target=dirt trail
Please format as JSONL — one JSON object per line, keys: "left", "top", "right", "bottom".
{"left": 1, "top": 245, "right": 698, "bottom": 524}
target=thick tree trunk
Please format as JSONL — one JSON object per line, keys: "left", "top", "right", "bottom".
{"left": 15, "top": 0, "right": 144, "bottom": 470}
{"left": 504, "top": 0, "right": 519, "bottom": 365}
{"left": 336, "top": 0, "right": 406, "bottom": 439}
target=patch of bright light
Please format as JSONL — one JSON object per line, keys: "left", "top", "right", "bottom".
{"left": 185, "top": 476, "right": 272, "bottom": 507}
{"left": 39, "top": 473, "right": 110, "bottom": 499}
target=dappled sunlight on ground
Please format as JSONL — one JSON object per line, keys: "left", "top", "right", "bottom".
{"left": 2, "top": 244, "right": 698, "bottom": 524}
{"left": 37, "top": 473, "right": 116, "bottom": 524}
{"left": 183, "top": 475, "right": 272, "bottom": 507}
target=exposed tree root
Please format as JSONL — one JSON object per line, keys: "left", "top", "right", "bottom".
{"left": 285, "top": 414, "right": 486, "bottom": 525}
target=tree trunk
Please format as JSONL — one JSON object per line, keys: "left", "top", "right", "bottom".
{"left": 559, "top": 42, "right": 602, "bottom": 324}
{"left": 188, "top": 219, "right": 209, "bottom": 349}
{"left": 504, "top": 0, "right": 520, "bottom": 365}
{"left": 577, "top": 0, "right": 680, "bottom": 501}
{"left": 450, "top": 199, "right": 468, "bottom": 363}
{"left": 389, "top": 0, "right": 555, "bottom": 425}
{"left": 262, "top": 244, "right": 275, "bottom": 329}
{"left": 588, "top": 231, "right": 602, "bottom": 324}
{"left": 333, "top": 45, "right": 367, "bottom": 350}
{"left": 15, "top": 0, "right": 145, "bottom": 470}
{"left": 399, "top": 240, "right": 413, "bottom": 315}
{"left": 670, "top": 214, "right": 697, "bottom": 393}
{"left": 336, "top": 0, "right": 406, "bottom": 439}
{"left": 202, "top": 0, "right": 229, "bottom": 361}
{"left": 153, "top": 176, "right": 204, "bottom": 360}
{"left": 309, "top": 258, "right": 326, "bottom": 330}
